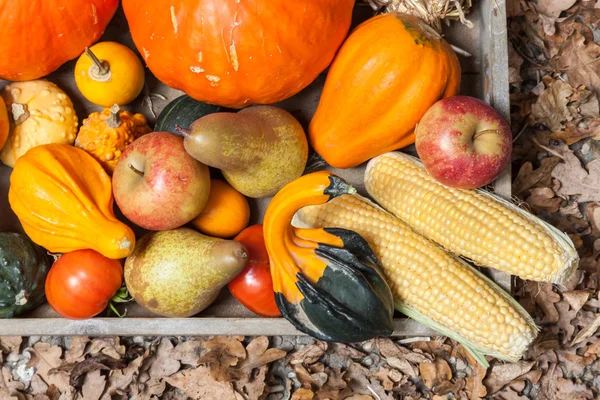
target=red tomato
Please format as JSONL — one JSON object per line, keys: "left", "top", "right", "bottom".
{"left": 228, "top": 224, "right": 281, "bottom": 317}
{"left": 45, "top": 249, "right": 123, "bottom": 319}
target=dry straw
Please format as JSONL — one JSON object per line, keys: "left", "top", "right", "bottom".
{"left": 365, "top": 0, "right": 474, "bottom": 32}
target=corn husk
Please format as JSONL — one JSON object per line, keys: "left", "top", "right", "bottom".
{"left": 365, "top": 0, "right": 473, "bottom": 32}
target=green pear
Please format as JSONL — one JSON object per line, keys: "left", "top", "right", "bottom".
{"left": 124, "top": 228, "right": 248, "bottom": 317}
{"left": 176, "top": 105, "right": 308, "bottom": 198}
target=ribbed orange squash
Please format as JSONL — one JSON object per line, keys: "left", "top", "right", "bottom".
{"left": 8, "top": 144, "right": 135, "bottom": 259}
{"left": 309, "top": 13, "right": 461, "bottom": 169}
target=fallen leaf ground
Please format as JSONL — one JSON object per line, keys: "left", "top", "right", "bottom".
{"left": 3, "top": 1, "right": 600, "bottom": 399}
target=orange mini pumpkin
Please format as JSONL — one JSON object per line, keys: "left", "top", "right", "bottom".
{"left": 309, "top": 13, "right": 462, "bottom": 169}
{"left": 75, "top": 105, "right": 151, "bottom": 174}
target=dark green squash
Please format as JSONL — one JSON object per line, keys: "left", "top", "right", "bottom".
{"left": 0, "top": 233, "right": 50, "bottom": 318}
{"left": 154, "top": 95, "right": 225, "bottom": 135}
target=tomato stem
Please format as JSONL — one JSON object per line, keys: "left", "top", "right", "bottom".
{"left": 108, "top": 287, "right": 133, "bottom": 318}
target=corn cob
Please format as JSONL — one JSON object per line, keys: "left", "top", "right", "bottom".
{"left": 365, "top": 152, "right": 579, "bottom": 284}
{"left": 294, "top": 194, "right": 538, "bottom": 365}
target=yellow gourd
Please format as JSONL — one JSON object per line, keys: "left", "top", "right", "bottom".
{"left": 74, "top": 42, "right": 145, "bottom": 107}
{"left": 0, "top": 80, "right": 78, "bottom": 167}
{"left": 75, "top": 104, "right": 151, "bottom": 174}
{"left": 8, "top": 143, "right": 136, "bottom": 259}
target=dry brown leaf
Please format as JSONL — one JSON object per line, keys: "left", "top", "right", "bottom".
{"left": 509, "top": 44, "right": 524, "bottom": 84}
{"left": 148, "top": 338, "right": 180, "bottom": 379}
{"left": 536, "top": 0, "right": 577, "bottom": 17}
{"left": 419, "top": 359, "right": 452, "bottom": 390}
{"left": 435, "top": 378, "right": 466, "bottom": 396}
{"left": 0, "top": 337, "right": 22, "bottom": 354}
{"left": 492, "top": 387, "right": 529, "bottom": 400}
{"left": 86, "top": 338, "right": 125, "bottom": 360}
{"left": 551, "top": 119, "right": 600, "bottom": 144}
{"left": 165, "top": 366, "right": 238, "bottom": 400}
{"left": 314, "top": 368, "right": 346, "bottom": 400}
{"left": 104, "top": 355, "right": 144, "bottom": 397}
{"left": 527, "top": 282, "right": 561, "bottom": 323}
{"left": 555, "top": 378, "right": 594, "bottom": 399}
{"left": 236, "top": 336, "right": 286, "bottom": 371}
{"left": 1, "top": 366, "right": 25, "bottom": 397}
{"left": 371, "top": 367, "right": 394, "bottom": 391}
{"left": 377, "top": 339, "right": 432, "bottom": 364}
{"left": 552, "top": 30, "right": 600, "bottom": 101}
{"left": 552, "top": 300, "right": 578, "bottom": 342}
{"left": 69, "top": 354, "right": 127, "bottom": 387}
{"left": 526, "top": 187, "right": 562, "bottom": 213}
{"left": 513, "top": 157, "right": 561, "bottom": 195}
{"left": 80, "top": 370, "right": 106, "bottom": 400}
{"left": 411, "top": 340, "right": 453, "bottom": 360}
{"left": 289, "top": 342, "right": 327, "bottom": 366}
{"left": 530, "top": 78, "right": 576, "bottom": 131}
{"left": 31, "top": 374, "right": 49, "bottom": 395}
{"left": 483, "top": 361, "right": 535, "bottom": 394}
{"left": 291, "top": 388, "right": 315, "bottom": 400}
{"left": 171, "top": 338, "right": 205, "bottom": 367}
{"left": 572, "top": 313, "right": 600, "bottom": 344}
{"left": 343, "top": 396, "right": 373, "bottom": 400}
{"left": 65, "top": 337, "right": 89, "bottom": 364}
{"left": 385, "top": 357, "right": 417, "bottom": 377}
{"left": 559, "top": 201, "right": 583, "bottom": 217}
{"left": 198, "top": 336, "right": 246, "bottom": 382}
{"left": 29, "top": 343, "right": 70, "bottom": 392}
{"left": 563, "top": 290, "right": 590, "bottom": 312}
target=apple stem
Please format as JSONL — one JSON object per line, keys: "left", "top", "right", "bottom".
{"left": 174, "top": 125, "right": 192, "bottom": 138}
{"left": 473, "top": 129, "right": 502, "bottom": 140}
{"left": 128, "top": 163, "right": 144, "bottom": 177}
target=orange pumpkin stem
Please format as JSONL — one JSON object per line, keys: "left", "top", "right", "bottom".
{"left": 128, "top": 163, "right": 144, "bottom": 177}
{"left": 85, "top": 47, "right": 110, "bottom": 78}
{"left": 107, "top": 104, "right": 121, "bottom": 128}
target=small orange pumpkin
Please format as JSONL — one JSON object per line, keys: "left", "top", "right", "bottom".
{"left": 309, "top": 13, "right": 461, "bottom": 169}
{"left": 75, "top": 105, "right": 151, "bottom": 175}
{"left": 9, "top": 144, "right": 136, "bottom": 259}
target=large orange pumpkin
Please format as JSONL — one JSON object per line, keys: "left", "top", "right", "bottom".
{"left": 0, "top": 0, "right": 119, "bottom": 81}
{"left": 122, "top": 0, "right": 354, "bottom": 108}
{"left": 309, "top": 13, "right": 462, "bottom": 169}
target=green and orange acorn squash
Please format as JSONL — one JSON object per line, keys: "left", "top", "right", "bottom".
{"left": 0, "top": 232, "right": 50, "bottom": 318}
{"left": 263, "top": 171, "right": 394, "bottom": 342}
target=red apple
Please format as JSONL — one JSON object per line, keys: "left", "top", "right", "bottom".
{"left": 415, "top": 95, "right": 512, "bottom": 189}
{"left": 112, "top": 132, "right": 210, "bottom": 231}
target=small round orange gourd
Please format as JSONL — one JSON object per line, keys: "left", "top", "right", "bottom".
{"left": 75, "top": 105, "right": 151, "bottom": 175}
{"left": 309, "top": 13, "right": 462, "bottom": 169}
{"left": 8, "top": 144, "right": 136, "bottom": 259}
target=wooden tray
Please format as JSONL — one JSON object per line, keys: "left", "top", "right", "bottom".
{"left": 0, "top": 1, "right": 512, "bottom": 336}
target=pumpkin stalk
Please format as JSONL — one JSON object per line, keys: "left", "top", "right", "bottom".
{"left": 107, "top": 104, "right": 122, "bottom": 128}
{"left": 85, "top": 47, "right": 111, "bottom": 81}
{"left": 11, "top": 103, "right": 30, "bottom": 125}
{"left": 128, "top": 163, "right": 145, "bottom": 177}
